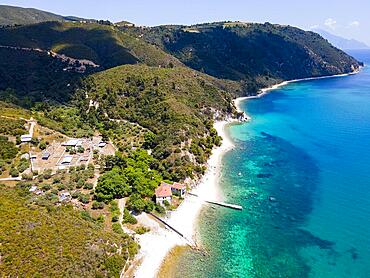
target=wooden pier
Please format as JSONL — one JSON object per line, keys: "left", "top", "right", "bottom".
{"left": 188, "top": 192, "right": 243, "bottom": 210}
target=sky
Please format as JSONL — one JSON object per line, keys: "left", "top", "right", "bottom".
{"left": 2, "top": 0, "right": 370, "bottom": 45}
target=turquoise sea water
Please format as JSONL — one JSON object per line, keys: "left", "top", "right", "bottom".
{"left": 172, "top": 50, "right": 370, "bottom": 278}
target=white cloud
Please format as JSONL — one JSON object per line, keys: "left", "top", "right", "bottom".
{"left": 324, "top": 18, "right": 337, "bottom": 30}
{"left": 349, "top": 21, "right": 360, "bottom": 27}
{"left": 309, "top": 24, "right": 319, "bottom": 30}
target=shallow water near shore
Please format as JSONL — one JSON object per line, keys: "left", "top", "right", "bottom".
{"left": 166, "top": 50, "right": 370, "bottom": 278}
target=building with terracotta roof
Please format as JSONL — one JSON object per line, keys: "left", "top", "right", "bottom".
{"left": 155, "top": 182, "right": 172, "bottom": 205}
{"left": 171, "top": 182, "right": 186, "bottom": 197}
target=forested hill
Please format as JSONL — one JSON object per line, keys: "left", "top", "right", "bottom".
{"left": 123, "top": 21, "right": 361, "bottom": 93}
{"left": 0, "top": 21, "right": 182, "bottom": 69}
{"left": 0, "top": 5, "right": 84, "bottom": 26}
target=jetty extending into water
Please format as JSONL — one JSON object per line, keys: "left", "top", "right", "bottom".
{"left": 188, "top": 192, "right": 243, "bottom": 210}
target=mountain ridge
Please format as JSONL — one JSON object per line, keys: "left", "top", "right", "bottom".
{"left": 313, "top": 28, "right": 369, "bottom": 50}
{"left": 0, "top": 5, "right": 91, "bottom": 26}
{"left": 120, "top": 21, "right": 361, "bottom": 94}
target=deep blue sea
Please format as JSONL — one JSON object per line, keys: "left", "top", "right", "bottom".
{"left": 173, "top": 50, "right": 370, "bottom": 277}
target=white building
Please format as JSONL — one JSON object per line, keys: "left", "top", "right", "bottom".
{"left": 21, "top": 134, "right": 32, "bottom": 143}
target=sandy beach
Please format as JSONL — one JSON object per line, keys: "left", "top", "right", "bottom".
{"left": 132, "top": 120, "right": 236, "bottom": 278}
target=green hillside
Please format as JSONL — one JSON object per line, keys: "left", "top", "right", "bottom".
{"left": 0, "top": 5, "right": 92, "bottom": 26}
{"left": 0, "top": 187, "right": 138, "bottom": 277}
{"left": 0, "top": 47, "right": 84, "bottom": 106}
{"left": 0, "top": 21, "right": 182, "bottom": 69}
{"left": 124, "top": 21, "right": 361, "bottom": 93}
{"left": 77, "top": 64, "right": 239, "bottom": 180}
{"left": 0, "top": 5, "right": 65, "bottom": 26}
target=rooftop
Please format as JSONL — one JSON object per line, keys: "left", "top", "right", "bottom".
{"left": 62, "top": 139, "right": 81, "bottom": 146}
{"left": 21, "top": 134, "right": 32, "bottom": 142}
{"left": 172, "top": 182, "right": 186, "bottom": 190}
{"left": 155, "top": 183, "right": 172, "bottom": 198}
{"left": 61, "top": 155, "right": 73, "bottom": 164}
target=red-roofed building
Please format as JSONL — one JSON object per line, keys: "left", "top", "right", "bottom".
{"left": 155, "top": 182, "right": 172, "bottom": 205}
{"left": 171, "top": 182, "right": 186, "bottom": 197}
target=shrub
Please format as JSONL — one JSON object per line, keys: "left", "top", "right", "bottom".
{"left": 135, "top": 226, "right": 150, "bottom": 235}
{"left": 9, "top": 167, "right": 19, "bottom": 177}
{"left": 22, "top": 173, "right": 33, "bottom": 181}
{"left": 92, "top": 201, "right": 105, "bottom": 210}
{"left": 57, "top": 183, "right": 66, "bottom": 191}
{"left": 17, "top": 158, "right": 30, "bottom": 173}
{"left": 84, "top": 183, "right": 94, "bottom": 190}
{"left": 112, "top": 215, "right": 119, "bottom": 222}
{"left": 71, "top": 191, "right": 80, "bottom": 199}
{"left": 41, "top": 184, "right": 52, "bottom": 191}
{"left": 76, "top": 179, "right": 85, "bottom": 189}
{"left": 155, "top": 204, "right": 165, "bottom": 214}
{"left": 122, "top": 208, "right": 137, "bottom": 225}
{"left": 78, "top": 194, "right": 90, "bottom": 204}
{"left": 39, "top": 141, "right": 47, "bottom": 150}
{"left": 43, "top": 169, "right": 52, "bottom": 179}
{"left": 112, "top": 223, "right": 124, "bottom": 235}
{"left": 53, "top": 177, "right": 61, "bottom": 184}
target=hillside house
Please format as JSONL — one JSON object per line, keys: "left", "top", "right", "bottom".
{"left": 171, "top": 182, "right": 186, "bottom": 197}
{"left": 155, "top": 182, "right": 172, "bottom": 205}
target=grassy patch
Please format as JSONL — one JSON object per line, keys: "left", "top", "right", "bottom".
{"left": 0, "top": 187, "right": 138, "bottom": 277}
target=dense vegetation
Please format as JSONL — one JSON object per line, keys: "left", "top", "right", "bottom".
{"left": 0, "top": 116, "right": 26, "bottom": 136}
{"left": 0, "top": 136, "right": 18, "bottom": 160}
{"left": 0, "top": 21, "right": 182, "bottom": 69}
{"left": 124, "top": 22, "right": 361, "bottom": 94}
{"left": 0, "top": 186, "right": 138, "bottom": 277}
{"left": 0, "top": 47, "right": 83, "bottom": 106}
{"left": 78, "top": 64, "right": 233, "bottom": 180}
{"left": 96, "top": 150, "right": 161, "bottom": 211}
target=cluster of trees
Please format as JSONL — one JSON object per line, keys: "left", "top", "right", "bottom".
{"left": 9, "top": 158, "right": 30, "bottom": 177}
{"left": 0, "top": 136, "right": 18, "bottom": 160}
{"left": 38, "top": 106, "right": 94, "bottom": 138}
{"left": 0, "top": 117, "right": 26, "bottom": 136}
{"left": 95, "top": 149, "right": 161, "bottom": 212}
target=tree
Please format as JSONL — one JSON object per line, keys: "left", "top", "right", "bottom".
{"left": 9, "top": 168, "right": 19, "bottom": 177}
{"left": 39, "top": 141, "right": 47, "bottom": 150}
{"left": 95, "top": 167, "right": 131, "bottom": 201}
{"left": 127, "top": 194, "right": 146, "bottom": 212}
{"left": 143, "top": 131, "right": 157, "bottom": 149}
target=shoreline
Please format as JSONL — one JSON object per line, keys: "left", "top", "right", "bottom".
{"left": 132, "top": 119, "right": 236, "bottom": 278}
{"left": 131, "top": 68, "right": 361, "bottom": 278}
{"left": 234, "top": 69, "right": 361, "bottom": 113}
